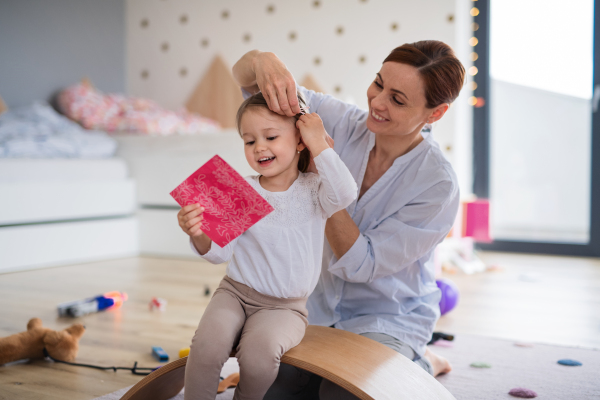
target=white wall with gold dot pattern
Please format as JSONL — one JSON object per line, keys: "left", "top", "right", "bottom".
{"left": 126, "top": 0, "right": 474, "bottom": 188}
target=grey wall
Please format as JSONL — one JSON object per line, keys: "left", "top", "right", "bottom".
{"left": 0, "top": 0, "right": 125, "bottom": 107}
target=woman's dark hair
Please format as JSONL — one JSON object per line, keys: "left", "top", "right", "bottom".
{"left": 384, "top": 40, "right": 465, "bottom": 108}
{"left": 236, "top": 92, "right": 311, "bottom": 173}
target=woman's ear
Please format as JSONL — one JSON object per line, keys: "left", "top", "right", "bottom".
{"left": 427, "top": 103, "right": 450, "bottom": 124}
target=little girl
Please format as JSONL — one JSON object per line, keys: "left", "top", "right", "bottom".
{"left": 177, "top": 92, "right": 357, "bottom": 400}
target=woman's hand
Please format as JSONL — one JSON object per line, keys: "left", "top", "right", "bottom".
{"left": 297, "top": 113, "right": 331, "bottom": 160}
{"left": 177, "top": 204, "right": 212, "bottom": 254}
{"left": 232, "top": 50, "right": 300, "bottom": 117}
{"left": 253, "top": 52, "right": 301, "bottom": 116}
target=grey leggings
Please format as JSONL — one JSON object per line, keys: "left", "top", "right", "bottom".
{"left": 263, "top": 332, "right": 433, "bottom": 400}
{"left": 184, "top": 276, "right": 308, "bottom": 400}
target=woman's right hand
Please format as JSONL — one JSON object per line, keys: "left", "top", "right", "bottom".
{"left": 252, "top": 52, "right": 301, "bottom": 117}
{"left": 177, "top": 204, "right": 206, "bottom": 238}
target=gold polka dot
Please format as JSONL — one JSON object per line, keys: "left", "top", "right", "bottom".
{"left": 314, "top": 57, "right": 321, "bottom": 66}
{"left": 289, "top": 31, "right": 297, "bottom": 41}
{"left": 472, "top": 22, "right": 479, "bottom": 31}
{"left": 140, "top": 19, "right": 149, "bottom": 28}
{"left": 180, "top": 67, "right": 188, "bottom": 77}
{"left": 161, "top": 42, "right": 169, "bottom": 52}
{"left": 221, "top": 10, "right": 230, "bottom": 19}
{"left": 266, "top": 4, "right": 275, "bottom": 13}
{"left": 180, "top": 14, "right": 188, "bottom": 24}
{"left": 200, "top": 38, "right": 209, "bottom": 48}
{"left": 334, "top": 85, "right": 342, "bottom": 93}
{"left": 313, "top": 1, "right": 321, "bottom": 7}
{"left": 447, "top": 14, "right": 454, "bottom": 22}
{"left": 243, "top": 33, "right": 252, "bottom": 43}
{"left": 358, "top": 55, "right": 367, "bottom": 64}
{"left": 336, "top": 26, "right": 344, "bottom": 35}
{"left": 391, "top": 22, "right": 399, "bottom": 31}
{"left": 141, "top": 70, "right": 149, "bottom": 79}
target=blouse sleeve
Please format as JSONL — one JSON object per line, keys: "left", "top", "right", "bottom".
{"left": 313, "top": 148, "right": 358, "bottom": 217}
{"left": 327, "top": 179, "right": 459, "bottom": 283}
{"left": 189, "top": 237, "right": 239, "bottom": 264}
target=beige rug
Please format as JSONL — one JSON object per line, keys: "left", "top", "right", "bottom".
{"left": 94, "top": 334, "right": 600, "bottom": 400}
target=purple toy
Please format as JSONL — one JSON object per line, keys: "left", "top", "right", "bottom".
{"left": 436, "top": 279, "right": 460, "bottom": 315}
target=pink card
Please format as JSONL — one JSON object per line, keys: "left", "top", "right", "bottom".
{"left": 170, "top": 155, "right": 274, "bottom": 247}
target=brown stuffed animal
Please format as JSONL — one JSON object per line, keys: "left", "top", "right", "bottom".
{"left": 0, "top": 318, "right": 85, "bottom": 365}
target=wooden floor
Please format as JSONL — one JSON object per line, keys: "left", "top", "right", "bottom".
{"left": 0, "top": 252, "right": 599, "bottom": 399}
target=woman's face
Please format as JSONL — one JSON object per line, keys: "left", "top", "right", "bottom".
{"left": 366, "top": 62, "right": 444, "bottom": 137}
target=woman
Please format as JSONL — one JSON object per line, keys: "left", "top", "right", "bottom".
{"left": 232, "top": 40, "right": 464, "bottom": 399}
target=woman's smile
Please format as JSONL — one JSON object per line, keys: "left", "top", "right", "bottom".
{"left": 370, "top": 109, "right": 389, "bottom": 123}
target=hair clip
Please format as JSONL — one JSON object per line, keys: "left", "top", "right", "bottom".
{"left": 298, "top": 105, "right": 310, "bottom": 115}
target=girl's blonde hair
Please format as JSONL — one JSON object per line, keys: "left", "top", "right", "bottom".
{"left": 235, "top": 92, "right": 311, "bottom": 173}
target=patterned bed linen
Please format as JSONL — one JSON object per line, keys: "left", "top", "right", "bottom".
{"left": 0, "top": 102, "right": 117, "bottom": 158}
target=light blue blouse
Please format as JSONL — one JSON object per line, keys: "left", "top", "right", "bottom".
{"left": 243, "top": 87, "right": 459, "bottom": 357}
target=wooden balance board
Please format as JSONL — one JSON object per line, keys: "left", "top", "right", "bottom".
{"left": 120, "top": 326, "right": 455, "bottom": 400}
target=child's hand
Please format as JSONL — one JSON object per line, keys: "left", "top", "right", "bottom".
{"left": 296, "top": 113, "right": 330, "bottom": 158}
{"left": 177, "top": 204, "right": 206, "bottom": 238}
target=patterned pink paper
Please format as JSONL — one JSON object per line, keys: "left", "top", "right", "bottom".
{"left": 170, "top": 155, "right": 274, "bottom": 247}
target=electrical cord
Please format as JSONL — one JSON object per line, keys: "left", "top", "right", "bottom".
{"left": 43, "top": 348, "right": 160, "bottom": 375}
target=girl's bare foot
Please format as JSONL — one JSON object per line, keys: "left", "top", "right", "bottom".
{"left": 424, "top": 347, "right": 452, "bottom": 377}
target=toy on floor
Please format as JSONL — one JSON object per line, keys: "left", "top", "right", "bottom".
{"left": 57, "top": 291, "right": 128, "bottom": 318}
{"left": 149, "top": 297, "right": 167, "bottom": 311}
{"left": 509, "top": 387, "right": 538, "bottom": 398}
{"left": 0, "top": 318, "right": 85, "bottom": 365}
{"left": 557, "top": 359, "right": 582, "bottom": 366}
{"left": 436, "top": 279, "right": 460, "bottom": 315}
{"left": 152, "top": 346, "right": 169, "bottom": 362}
{"left": 218, "top": 373, "right": 240, "bottom": 393}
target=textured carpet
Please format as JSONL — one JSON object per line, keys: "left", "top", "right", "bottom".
{"left": 93, "top": 334, "right": 600, "bottom": 400}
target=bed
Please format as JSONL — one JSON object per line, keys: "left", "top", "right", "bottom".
{"left": 0, "top": 102, "right": 137, "bottom": 272}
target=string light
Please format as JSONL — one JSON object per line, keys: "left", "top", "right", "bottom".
{"left": 470, "top": 7, "right": 479, "bottom": 16}
{"left": 468, "top": 96, "right": 477, "bottom": 106}
{"left": 471, "top": 82, "right": 478, "bottom": 91}
{"left": 469, "top": 37, "right": 479, "bottom": 46}
{"left": 472, "top": 22, "right": 479, "bottom": 31}
{"left": 471, "top": 52, "right": 479, "bottom": 61}
{"left": 469, "top": 66, "right": 478, "bottom": 76}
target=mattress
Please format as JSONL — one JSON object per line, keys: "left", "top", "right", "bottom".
{"left": 0, "top": 158, "right": 135, "bottom": 225}
{"left": 114, "top": 130, "right": 255, "bottom": 206}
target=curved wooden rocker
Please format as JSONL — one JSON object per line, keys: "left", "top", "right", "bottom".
{"left": 120, "top": 326, "right": 455, "bottom": 400}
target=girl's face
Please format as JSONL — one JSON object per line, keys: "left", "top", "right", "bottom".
{"left": 240, "top": 107, "right": 303, "bottom": 178}
{"left": 366, "top": 62, "right": 447, "bottom": 138}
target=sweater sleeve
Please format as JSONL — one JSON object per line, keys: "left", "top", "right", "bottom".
{"left": 313, "top": 148, "right": 358, "bottom": 218}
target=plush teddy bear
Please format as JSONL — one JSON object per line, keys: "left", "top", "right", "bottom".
{"left": 0, "top": 318, "right": 85, "bottom": 365}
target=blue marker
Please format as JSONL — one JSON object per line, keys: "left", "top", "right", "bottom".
{"left": 152, "top": 346, "right": 169, "bottom": 362}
